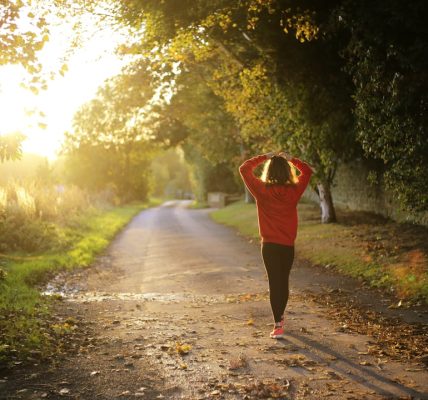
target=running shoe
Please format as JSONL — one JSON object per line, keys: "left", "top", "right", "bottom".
{"left": 270, "top": 319, "right": 285, "bottom": 339}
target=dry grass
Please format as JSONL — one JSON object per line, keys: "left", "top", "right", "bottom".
{"left": 0, "top": 181, "right": 106, "bottom": 253}
{"left": 0, "top": 181, "right": 91, "bottom": 222}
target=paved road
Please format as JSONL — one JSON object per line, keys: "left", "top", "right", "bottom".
{"left": 2, "top": 201, "right": 427, "bottom": 399}
{"left": 88, "top": 200, "right": 266, "bottom": 296}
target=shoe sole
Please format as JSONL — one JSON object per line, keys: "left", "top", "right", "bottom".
{"left": 270, "top": 334, "right": 285, "bottom": 339}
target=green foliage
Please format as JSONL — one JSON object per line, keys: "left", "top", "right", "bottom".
{"left": 0, "top": 182, "right": 92, "bottom": 253}
{"left": 149, "top": 68, "right": 243, "bottom": 200}
{"left": 336, "top": 0, "right": 428, "bottom": 212}
{"left": 167, "top": 69, "right": 241, "bottom": 165}
{"left": 66, "top": 0, "right": 427, "bottom": 215}
{"left": 62, "top": 62, "right": 156, "bottom": 202}
{"left": 63, "top": 142, "right": 152, "bottom": 203}
{"left": 150, "top": 148, "right": 192, "bottom": 198}
{"left": 0, "top": 217, "right": 59, "bottom": 253}
{"left": 0, "top": 1, "right": 50, "bottom": 85}
{"left": 111, "top": 0, "right": 357, "bottom": 217}
{"left": 183, "top": 143, "right": 240, "bottom": 202}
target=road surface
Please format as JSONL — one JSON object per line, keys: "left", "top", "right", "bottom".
{"left": 1, "top": 201, "right": 427, "bottom": 399}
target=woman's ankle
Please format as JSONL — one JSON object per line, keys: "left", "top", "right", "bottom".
{"left": 274, "top": 315, "right": 284, "bottom": 327}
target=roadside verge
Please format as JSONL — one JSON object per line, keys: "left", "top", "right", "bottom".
{"left": 0, "top": 200, "right": 158, "bottom": 367}
{"left": 210, "top": 200, "right": 428, "bottom": 305}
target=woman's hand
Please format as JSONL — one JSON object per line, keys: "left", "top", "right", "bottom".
{"left": 279, "top": 151, "right": 293, "bottom": 161}
{"left": 265, "top": 151, "right": 276, "bottom": 159}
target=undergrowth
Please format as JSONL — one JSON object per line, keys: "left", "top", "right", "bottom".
{"left": 0, "top": 201, "right": 154, "bottom": 366}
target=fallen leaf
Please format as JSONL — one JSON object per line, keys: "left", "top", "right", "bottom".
{"left": 176, "top": 342, "right": 192, "bottom": 355}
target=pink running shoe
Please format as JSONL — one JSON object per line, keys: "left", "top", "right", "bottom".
{"left": 270, "top": 319, "right": 285, "bottom": 339}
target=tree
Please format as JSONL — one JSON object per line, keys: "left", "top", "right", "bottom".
{"left": 63, "top": 141, "right": 153, "bottom": 202}
{"left": 62, "top": 61, "right": 156, "bottom": 201}
{"left": 336, "top": 0, "right": 428, "bottom": 212}
{"left": 0, "top": 0, "right": 49, "bottom": 82}
{"left": 150, "top": 148, "right": 192, "bottom": 199}
{"left": 148, "top": 67, "right": 243, "bottom": 201}
{"left": 111, "top": 0, "right": 357, "bottom": 222}
{"left": 0, "top": 1, "right": 51, "bottom": 161}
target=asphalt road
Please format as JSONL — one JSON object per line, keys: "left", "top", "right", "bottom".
{"left": 1, "top": 201, "right": 427, "bottom": 400}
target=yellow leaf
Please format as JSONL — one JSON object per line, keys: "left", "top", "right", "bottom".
{"left": 176, "top": 342, "right": 192, "bottom": 355}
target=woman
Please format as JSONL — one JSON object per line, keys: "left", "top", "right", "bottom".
{"left": 239, "top": 151, "right": 313, "bottom": 339}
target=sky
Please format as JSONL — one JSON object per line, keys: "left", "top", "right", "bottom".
{"left": 0, "top": 8, "right": 128, "bottom": 160}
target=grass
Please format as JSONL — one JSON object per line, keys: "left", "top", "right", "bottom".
{"left": 210, "top": 200, "right": 428, "bottom": 303}
{"left": 0, "top": 201, "right": 157, "bottom": 365}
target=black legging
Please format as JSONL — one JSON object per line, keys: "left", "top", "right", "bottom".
{"left": 261, "top": 242, "right": 295, "bottom": 323}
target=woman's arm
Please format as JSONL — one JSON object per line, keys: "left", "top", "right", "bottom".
{"left": 239, "top": 152, "right": 274, "bottom": 198}
{"left": 279, "top": 151, "right": 313, "bottom": 197}
{"left": 290, "top": 157, "right": 313, "bottom": 198}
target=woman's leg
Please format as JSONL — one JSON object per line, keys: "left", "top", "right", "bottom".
{"left": 261, "top": 242, "right": 295, "bottom": 323}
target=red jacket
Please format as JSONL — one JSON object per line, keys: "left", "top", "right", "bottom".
{"left": 239, "top": 154, "right": 313, "bottom": 246}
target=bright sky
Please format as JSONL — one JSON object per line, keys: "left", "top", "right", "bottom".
{"left": 0, "top": 10, "right": 128, "bottom": 160}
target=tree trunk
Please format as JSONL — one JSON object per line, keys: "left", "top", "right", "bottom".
{"left": 317, "top": 182, "right": 336, "bottom": 223}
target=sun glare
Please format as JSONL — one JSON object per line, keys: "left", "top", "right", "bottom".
{"left": 0, "top": 12, "right": 128, "bottom": 160}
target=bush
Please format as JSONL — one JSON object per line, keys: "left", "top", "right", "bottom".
{"left": 0, "top": 182, "right": 93, "bottom": 253}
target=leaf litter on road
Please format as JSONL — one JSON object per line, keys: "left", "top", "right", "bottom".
{"left": 304, "top": 290, "right": 428, "bottom": 367}
{"left": 210, "top": 378, "right": 291, "bottom": 399}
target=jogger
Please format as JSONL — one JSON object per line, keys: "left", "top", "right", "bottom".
{"left": 239, "top": 150, "right": 313, "bottom": 338}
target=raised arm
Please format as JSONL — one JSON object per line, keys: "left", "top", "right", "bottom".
{"left": 290, "top": 157, "right": 313, "bottom": 198}
{"left": 239, "top": 153, "right": 273, "bottom": 198}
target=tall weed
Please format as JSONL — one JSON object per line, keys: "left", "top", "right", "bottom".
{"left": 0, "top": 182, "right": 92, "bottom": 253}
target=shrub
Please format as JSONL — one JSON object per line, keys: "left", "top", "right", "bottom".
{"left": 0, "top": 182, "right": 94, "bottom": 253}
